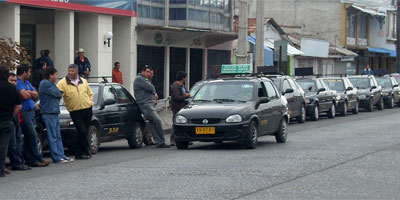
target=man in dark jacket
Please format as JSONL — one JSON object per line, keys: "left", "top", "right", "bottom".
{"left": 32, "top": 61, "right": 47, "bottom": 90}
{"left": 74, "top": 48, "right": 91, "bottom": 79}
{"left": 169, "top": 71, "right": 190, "bottom": 145}
{"left": 0, "top": 66, "right": 22, "bottom": 177}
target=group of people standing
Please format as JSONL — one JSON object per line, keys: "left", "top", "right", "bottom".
{"left": 0, "top": 47, "right": 95, "bottom": 177}
{"left": 1, "top": 48, "right": 191, "bottom": 177}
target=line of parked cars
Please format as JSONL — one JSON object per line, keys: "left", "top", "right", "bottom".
{"left": 34, "top": 73, "right": 400, "bottom": 153}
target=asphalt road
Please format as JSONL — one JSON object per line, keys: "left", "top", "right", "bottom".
{"left": 1, "top": 107, "right": 400, "bottom": 199}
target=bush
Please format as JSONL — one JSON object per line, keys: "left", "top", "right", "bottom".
{"left": 0, "top": 38, "right": 30, "bottom": 71}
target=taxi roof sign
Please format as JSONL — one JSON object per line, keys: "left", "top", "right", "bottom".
{"left": 221, "top": 64, "right": 252, "bottom": 74}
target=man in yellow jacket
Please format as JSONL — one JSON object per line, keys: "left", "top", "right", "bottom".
{"left": 57, "top": 64, "right": 93, "bottom": 159}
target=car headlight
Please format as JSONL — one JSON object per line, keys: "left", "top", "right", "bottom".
{"left": 60, "top": 120, "right": 74, "bottom": 127}
{"left": 305, "top": 99, "right": 311, "bottom": 104}
{"left": 226, "top": 114, "right": 242, "bottom": 123}
{"left": 336, "top": 95, "right": 341, "bottom": 101}
{"left": 175, "top": 115, "right": 188, "bottom": 124}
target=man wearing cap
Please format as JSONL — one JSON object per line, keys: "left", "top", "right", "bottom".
{"left": 74, "top": 48, "right": 91, "bottom": 79}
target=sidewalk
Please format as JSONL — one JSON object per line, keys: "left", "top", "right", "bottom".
{"left": 155, "top": 98, "right": 173, "bottom": 134}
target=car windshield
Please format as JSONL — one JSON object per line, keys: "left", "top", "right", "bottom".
{"left": 394, "top": 77, "right": 400, "bottom": 85}
{"left": 193, "top": 81, "right": 254, "bottom": 103}
{"left": 297, "top": 80, "right": 316, "bottom": 92}
{"left": 323, "top": 79, "right": 345, "bottom": 92}
{"left": 376, "top": 78, "right": 392, "bottom": 88}
{"left": 349, "top": 78, "right": 370, "bottom": 89}
{"left": 189, "top": 82, "right": 204, "bottom": 97}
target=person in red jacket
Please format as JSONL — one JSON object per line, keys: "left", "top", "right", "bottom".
{"left": 112, "top": 62, "right": 123, "bottom": 84}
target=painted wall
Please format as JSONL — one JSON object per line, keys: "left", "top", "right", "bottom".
{"left": 0, "top": 3, "right": 20, "bottom": 42}
{"left": 368, "top": 16, "right": 396, "bottom": 50}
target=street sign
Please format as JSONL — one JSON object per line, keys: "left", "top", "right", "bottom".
{"left": 274, "top": 40, "right": 288, "bottom": 62}
{"left": 221, "top": 64, "right": 252, "bottom": 74}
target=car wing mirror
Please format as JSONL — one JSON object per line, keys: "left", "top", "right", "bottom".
{"left": 255, "top": 97, "right": 269, "bottom": 109}
{"left": 370, "top": 86, "right": 377, "bottom": 91}
{"left": 393, "top": 84, "right": 398, "bottom": 88}
{"left": 283, "top": 88, "right": 294, "bottom": 95}
{"left": 101, "top": 99, "right": 116, "bottom": 109}
{"left": 346, "top": 87, "right": 353, "bottom": 91}
{"left": 317, "top": 88, "right": 326, "bottom": 94}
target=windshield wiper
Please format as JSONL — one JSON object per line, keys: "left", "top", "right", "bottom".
{"left": 192, "top": 99, "right": 212, "bottom": 102}
{"left": 213, "top": 98, "right": 246, "bottom": 103}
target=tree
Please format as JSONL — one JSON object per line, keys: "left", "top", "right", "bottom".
{"left": 0, "top": 38, "right": 30, "bottom": 71}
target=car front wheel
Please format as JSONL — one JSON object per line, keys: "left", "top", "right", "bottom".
{"left": 377, "top": 97, "right": 384, "bottom": 110}
{"left": 311, "top": 104, "right": 319, "bottom": 121}
{"left": 296, "top": 105, "right": 306, "bottom": 123}
{"left": 127, "top": 123, "right": 143, "bottom": 149}
{"left": 352, "top": 100, "right": 359, "bottom": 114}
{"left": 89, "top": 125, "right": 100, "bottom": 154}
{"left": 367, "top": 98, "right": 374, "bottom": 112}
{"left": 327, "top": 102, "right": 335, "bottom": 118}
{"left": 275, "top": 118, "right": 287, "bottom": 143}
{"left": 244, "top": 121, "right": 258, "bottom": 149}
{"left": 388, "top": 96, "right": 395, "bottom": 108}
{"left": 176, "top": 141, "right": 189, "bottom": 149}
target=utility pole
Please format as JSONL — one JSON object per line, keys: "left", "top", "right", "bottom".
{"left": 396, "top": 0, "right": 400, "bottom": 73}
{"left": 255, "top": 0, "right": 265, "bottom": 72}
{"left": 237, "top": 0, "right": 248, "bottom": 64}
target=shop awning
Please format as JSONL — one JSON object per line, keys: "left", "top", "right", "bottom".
{"left": 329, "top": 46, "right": 358, "bottom": 56}
{"left": 1, "top": 0, "right": 137, "bottom": 17}
{"left": 248, "top": 36, "right": 274, "bottom": 66}
{"left": 263, "top": 39, "right": 304, "bottom": 56}
{"left": 352, "top": 5, "right": 385, "bottom": 17}
{"left": 367, "top": 47, "right": 396, "bottom": 57}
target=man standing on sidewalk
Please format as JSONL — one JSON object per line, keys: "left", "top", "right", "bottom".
{"left": 39, "top": 68, "right": 74, "bottom": 163}
{"left": 170, "top": 71, "right": 190, "bottom": 146}
{"left": 16, "top": 64, "right": 49, "bottom": 168}
{"left": 134, "top": 66, "right": 169, "bottom": 148}
{"left": 112, "top": 62, "right": 123, "bottom": 84}
{"left": 57, "top": 64, "right": 93, "bottom": 159}
{"left": 0, "top": 66, "right": 22, "bottom": 177}
{"left": 7, "top": 73, "right": 30, "bottom": 171}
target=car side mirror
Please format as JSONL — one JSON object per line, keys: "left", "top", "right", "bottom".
{"left": 370, "top": 86, "right": 377, "bottom": 91}
{"left": 255, "top": 97, "right": 269, "bottom": 109}
{"left": 101, "top": 99, "right": 116, "bottom": 110}
{"left": 346, "top": 87, "right": 353, "bottom": 91}
{"left": 283, "top": 88, "right": 294, "bottom": 95}
{"left": 317, "top": 88, "right": 326, "bottom": 94}
{"left": 393, "top": 84, "right": 398, "bottom": 88}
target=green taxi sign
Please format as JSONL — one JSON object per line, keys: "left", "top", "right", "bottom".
{"left": 221, "top": 64, "right": 252, "bottom": 74}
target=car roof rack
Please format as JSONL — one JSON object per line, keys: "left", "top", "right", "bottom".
{"left": 86, "top": 76, "right": 112, "bottom": 83}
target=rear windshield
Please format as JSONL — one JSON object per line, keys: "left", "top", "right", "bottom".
{"left": 297, "top": 80, "right": 316, "bottom": 92}
{"left": 323, "top": 79, "right": 345, "bottom": 92}
{"left": 349, "top": 78, "right": 370, "bottom": 89}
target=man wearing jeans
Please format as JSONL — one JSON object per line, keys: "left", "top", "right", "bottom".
{"left": 0, "top": 66, "right": 22, "bottom": 177}
{"left": 134, "top": 66, "right": 169, "bottom": 148}
{"left": 57, "top": 64, "right": 93, "bottom": 159}
{"left": 39, "top": 68, "right": 73, "bottom": 163}
{"left": 16, "top": 64, "right": 48, "bottom": 167}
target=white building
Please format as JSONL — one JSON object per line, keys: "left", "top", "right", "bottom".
{"left": 0, "top": 0, "right": 236, "bottom": 97}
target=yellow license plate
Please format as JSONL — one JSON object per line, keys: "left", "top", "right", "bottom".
{"left": 195, "top": 127, "right": 215, "bottom": 134}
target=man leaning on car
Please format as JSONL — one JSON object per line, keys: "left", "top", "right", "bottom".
{"left": 57, "top": 64, "right": 93, "bottom": 159}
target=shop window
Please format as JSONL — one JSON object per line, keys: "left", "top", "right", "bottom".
{"left": 139, "top": 5, "right": 150, "bottom": 18}
{"left": 170, "top": 0, "right": 187, "bottom": 4}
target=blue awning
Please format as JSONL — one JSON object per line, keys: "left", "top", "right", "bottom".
{"left": 367, "top": 47, "right": 396, "bottom": 57}
{"left": 248, "top": 36, "right": 274, "bottom": 66}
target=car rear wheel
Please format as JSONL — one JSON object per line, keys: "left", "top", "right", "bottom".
{"left": 275, "top": 118, "right": 287, "bottom": 143}
{"left": 244, "top": 121, "right": 258, "bottom": 149}
{"left": 89, "top": 125, "right": 100, "bottom": 154}
{"left": 388, "top": 96, "right": 395, "bottom": 108}
{"left": 311, "top": 104, "right": 319, "bottom": 121}
{"left": 127, "top": 123, "right": 143, "bottom": 149}
{"left": 377, "top": 97, "right": 384, "bottom": 110}
{"left": 327, "top": 103, "right": 335, "bottom": 118}
{"left": 367, "top": 98, "right": 374, "bottom": 112}
{"left": 352, "top": 100, "right": 359, "bottom": 114}
{"left": 176, "top": 141, "right": 189, "bottom": 149}
{"left": 296, "top": 105, "right": 306, "bottom": 123}
{"left": 340, "top": 102, "right": 347, "bottom": 116}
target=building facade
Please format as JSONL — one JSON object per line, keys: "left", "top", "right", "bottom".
{"left": 0, "top": 0, "right": 236, "bottom": 97}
